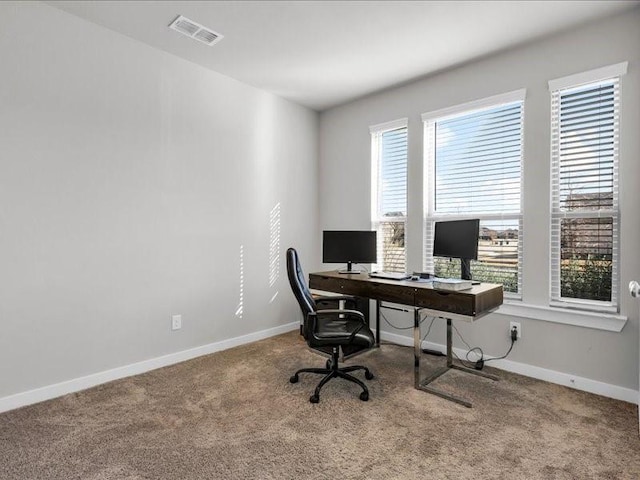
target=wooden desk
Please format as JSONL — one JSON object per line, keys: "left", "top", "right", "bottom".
{"left": 309, "top": 271, "right": 504, "bottom": 407}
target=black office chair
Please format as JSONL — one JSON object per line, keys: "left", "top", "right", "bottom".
{"left": 286, "top": 247, "right": 375, "bottom": 403}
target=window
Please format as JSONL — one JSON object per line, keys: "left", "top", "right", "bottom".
{"left": 549, "top": 62, "right": 627, "bottom": 311}
{"left": 422, "top": 90, "right": 525, "bottom": 295}
{"left": 370, "top": 118, "right": 408, "bottom": 272}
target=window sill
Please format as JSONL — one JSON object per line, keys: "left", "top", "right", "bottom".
{"left": 495, "top": 301, "right": 627, "bottom": 332}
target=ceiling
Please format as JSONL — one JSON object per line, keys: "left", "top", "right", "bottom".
{"left": 48, "top": 1, "right": 638, "bottom": 111}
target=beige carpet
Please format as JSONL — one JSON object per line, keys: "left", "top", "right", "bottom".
{"left": 1, "top": 331, "right": 639, "bottom": 479}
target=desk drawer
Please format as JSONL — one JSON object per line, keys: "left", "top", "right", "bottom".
{"left": 367, "top": 282, "right": 415, "bottom": 305}
{"left": 415, "top": 290, "right": 475, "bottom": 316}
{"left": 309, "top": 275, "right": 369, "bottom": 297}
{"left": 309, "top": 275, "right": 415, "bottom": 305}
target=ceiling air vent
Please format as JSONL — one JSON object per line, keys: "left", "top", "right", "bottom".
{"left": 168, "top": 15, "right": 223, "bottom": 46}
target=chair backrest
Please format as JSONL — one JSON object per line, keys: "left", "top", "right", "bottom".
{"left": 286, "top": 248, "right": 317, "bottom": 318}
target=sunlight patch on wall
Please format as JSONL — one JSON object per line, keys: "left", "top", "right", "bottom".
{"left": 269, "top": 203, "right": 281, "bottom": 288}
{"left": 235, "top": 245, "right": 244, "bottom": 318}
{"left": 269, "top": 291, "right": 279, "bottom": 304}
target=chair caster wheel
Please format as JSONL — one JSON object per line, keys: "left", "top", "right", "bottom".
{"left": 365, "top": 371, "right": 374, "bottom": 380}
{"left": 289, "top": 375, "right": 299, "bottom": 384}
{"left": 310, "top": 394, "right": 319, "bottom": 403}
{"left": 359, "top": 391, "right": 369, "bottom": 401}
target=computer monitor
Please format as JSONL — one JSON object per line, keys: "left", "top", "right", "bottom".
{"left": 322, "top": 230, "right": 377, "bottom": 273}
{"left": 433, "top": 219, "right": 479, "bottom": 280}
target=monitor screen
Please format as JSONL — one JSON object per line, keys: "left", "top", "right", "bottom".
{"left": 322, "top": 231, "right": 377, "bottom": 265}
{"left": 433, "top": 219, "right": 479, "bottom": 260}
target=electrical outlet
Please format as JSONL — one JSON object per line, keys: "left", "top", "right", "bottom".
{"left": 172, "top": 314, "right": 182, "bottom": 331}
{"left": 510, "top": 321, "right": 521, "bottom": 339}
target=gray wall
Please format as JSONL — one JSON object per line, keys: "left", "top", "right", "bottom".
{"left": 319, "top": 9, "right": 640, "bottom": 392}
{"left": 0, "top": 2, "right": 318, "bottom": 398}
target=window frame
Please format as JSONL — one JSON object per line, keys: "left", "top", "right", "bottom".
{"left": 421, "top": 89, "right": 526, "bottom": 298}
{"left": 370, "top": 118, "right": 408, "bottom": 273}
{"left": 548, "top": 62, "right": 628, "bottom": 313}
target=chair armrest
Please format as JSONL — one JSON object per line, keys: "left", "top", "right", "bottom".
{"left": 307, "top": 310, "right": 366, "bottom": 343}
{"left": 312, "top": 309, "right": 365, "bottom": 320}
{"left": 314, "top": 295, "right": 355, "bottom": 302}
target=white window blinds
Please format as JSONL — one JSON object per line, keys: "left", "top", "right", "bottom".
{"left": 379, "top": 127, "right": 408, "bottom": 216}
{"left": 423, "top": 90, "right": 525, "bottom": 294}
{"left": 550, "top": 63, "right": 626, "bottom": 310}
{"left": 371, "top": 119, "right": 408, "bottom": 272}
{"left": 433, "top": 103, "right": 522, "bottom": 215}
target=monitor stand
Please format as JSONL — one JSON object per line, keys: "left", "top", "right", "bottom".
{"left": 461, "top": 259, "right": 471, "bottom": 281}
{"left": 338, "top": 261, "right": 360, "bottom": 274}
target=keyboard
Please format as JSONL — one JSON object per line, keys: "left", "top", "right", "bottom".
{"left": 369, "top": 271, "right": 411, "bottom": 280}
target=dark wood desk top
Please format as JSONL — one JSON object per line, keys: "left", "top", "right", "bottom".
{"left": 309, "top": 270, "right": 503, "bottom": 318}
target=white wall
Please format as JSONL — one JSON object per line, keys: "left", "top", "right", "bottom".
{"left": 0, "top": 2, "right": 318, "bottom": 400}
{"left": 319, "top": 9, "right": 640, "bottom": 396}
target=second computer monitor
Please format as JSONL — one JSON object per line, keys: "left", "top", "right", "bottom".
{"left": 433, "top": 219, "right": 479, "bottom": 280}
{"left": 322, "top": 230, "right": 377, "bottom": 273}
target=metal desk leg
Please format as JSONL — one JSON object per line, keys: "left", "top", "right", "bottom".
{"left": 415, "top": 312, "right": 499, "bottom": 408}
{"left": 376, "top": 300, "right": 381, "bottom": 347}
{"left": 447, "top": 318, "right": 453, "bottom": 367}
{"left": 414, "top": 308, "right": 421, "bottom": 388}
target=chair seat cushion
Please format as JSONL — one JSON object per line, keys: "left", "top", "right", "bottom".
{"left": 312, "top": 319, "right": 375, "bottom": 348}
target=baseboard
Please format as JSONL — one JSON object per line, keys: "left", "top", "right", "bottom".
{"left": 4, "top": 324, "right": 635, "bottom": 414}
{"left": 381, "top": 331, "right": 639, "bottom": 405}
{"left": 0, "top": 322, "right": 299, "bottom": 414}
